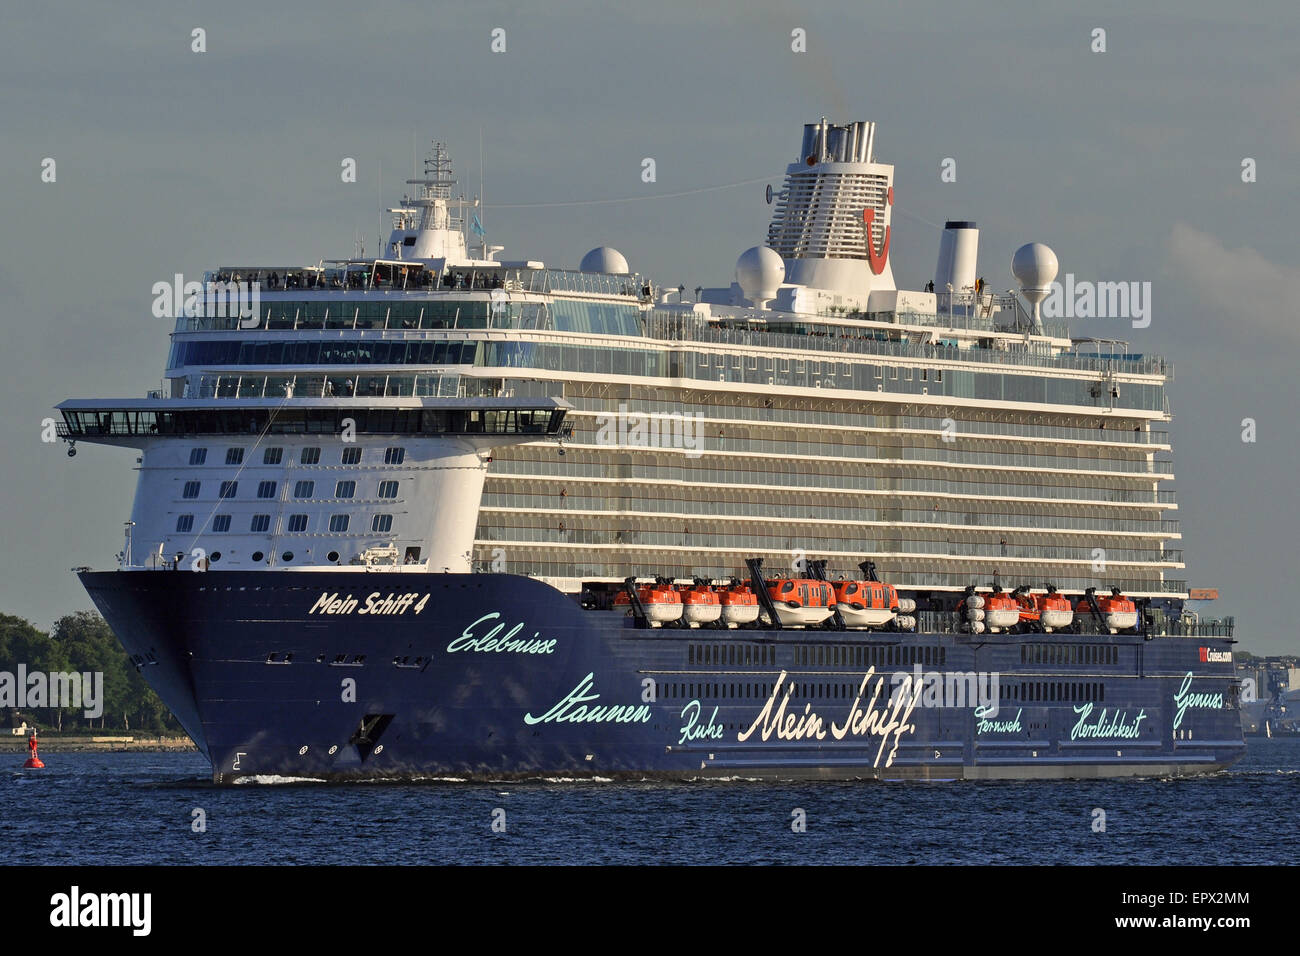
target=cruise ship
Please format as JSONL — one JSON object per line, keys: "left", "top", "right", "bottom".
{"left": 58, "top": 120, "right": 1246, "bottom": 780}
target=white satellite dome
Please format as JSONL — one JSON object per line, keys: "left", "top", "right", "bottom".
{"left": 1012, "top": 242, "right": 1059, "bottom": 328}
{"left": 735, "top": 246, "right": 785, "bottom": 304}
{"left": 579, "top": 246, "right": 630, "bottom": 274}
{"left": 1012, "top": 242, "right": 1059, "bottom": 298}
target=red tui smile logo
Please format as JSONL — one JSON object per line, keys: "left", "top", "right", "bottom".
{"left": 862, "top": 186, "right": 893, "bottom": 275}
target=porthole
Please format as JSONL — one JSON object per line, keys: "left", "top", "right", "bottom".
{"left": 282, "top": 552, "right": 294, "bottom": 562}
{"left": 327, "top": 551, "right": 340, "bottom": 562}
{"left": 210, "top": 551, "right": 222, "bottom": 562}
{"left": 252, "top": 551, "right": 264, "bottom": 562}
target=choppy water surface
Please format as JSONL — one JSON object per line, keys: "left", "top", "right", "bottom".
{"left": 3, "top": 739, "right": 1296, "bottom": 864}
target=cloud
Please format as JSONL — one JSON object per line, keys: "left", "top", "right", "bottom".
{"left": 1165, "top": 223, "right": 1298, "bottom": 343}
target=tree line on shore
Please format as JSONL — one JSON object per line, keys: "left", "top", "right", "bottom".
{"left": 0, "top": 611, "right": 181, "bottom": 733}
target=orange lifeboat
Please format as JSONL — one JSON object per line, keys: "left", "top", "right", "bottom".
{"left": 719, "top": 583, "right": 760, "bottom": 627}
{"left": 766, "top": 578, "right": 836, "bottom": 627}
{"left": 831, "top": 579, "right": 898, "bottom": 629}
{"left": 613, "top": 581, "right": 683, "bottom": 625}
{"left": 1078, "top": 587, "right": 1137, "bottom": 634}
{"left": 678, "top": 582, "right": 722, "bottom": 627}
{"left": 1034, "top": 586, "right": 1074, "bottom": 632}
{"left": 982, "top": 587, "right": 1020, "bottom": 632}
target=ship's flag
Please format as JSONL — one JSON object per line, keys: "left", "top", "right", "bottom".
{"left": 471, "top": 214, "right": 485, "bottom": 238}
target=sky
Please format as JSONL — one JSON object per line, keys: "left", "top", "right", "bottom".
{"left": 0, "top": 1, "right": 1296, "bottom": 652}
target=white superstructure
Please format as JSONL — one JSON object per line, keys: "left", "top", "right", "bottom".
{"left": 58, "top": 124, "right": 1186, "bottom": 618}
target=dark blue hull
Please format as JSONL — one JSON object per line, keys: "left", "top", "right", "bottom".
{"left": 80, "top": 570, "right": 1246, "bottom": 782}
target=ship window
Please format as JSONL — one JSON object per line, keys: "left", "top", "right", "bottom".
{"left": 257, "top": 480, "right": 277, "bottom": 499}
{"left": 329, "top": 514, "right": 350, "bottom": 532}
{"left": 212, "top": 515, "right": 232, "bottom": 532}
{"left": 384, "top": 447, "right": 406, "bottom": 465}
{"left": 293, "top": 480, "right": 314, "bottom": 498}
{"left": 920, "top": 369, "right": 928, "bottom": 382}
{"left": 889, "top": 367, "right": 898, "bottom": 380}
{"left": 282, "top": 551, "right": 294, "bottom": 562}
{"left": 219, "top": 481, "right": 238, "bottom": 499}
{"left": 252, "top": 551, "right": 264, "bottom": 562}
{"left": 328, "top": 551, "right": 340, "bottom": 562}
{"left": 335, "top": 480, "right": 356, "bottom": 498}
{"left": 287, "top": 514, "right": 308, "bottom": 533}
{"left": 300, "top": 447, "right": 321, "bottom": 465}
{"left": 182, "top": 481, "right": 200, "bottom": 499}
{"left": 936, "top": 370, "right": 943, "bottom": 382}
{"left": 263, "top": 447, "right": 283, "bottom": 465}
{"left": 250, "top": 514, "right": 271, "bottom": 533}
{"left": 372, "top": 514, "right": 393, "bottom": 533}
{"left": 341, "top": 448, "right": 362, "bottom": 465}
{"left": 378, "top": 481, "right": 399, "bottom": 498}
{"left": 225, "top": 448, "right": 244, "bottom": 465}
{"left": 176, "top": 515, "right": 194, "bottom": 533}
{"left": 189, "top": 448, "right": 207, "bottom": 465}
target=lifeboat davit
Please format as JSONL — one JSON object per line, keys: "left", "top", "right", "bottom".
{"left": 614, "top": 581, "right": 683, "bottom": 625}
{"left": 1080, "top": 587, "right": 1138, "bottom": 633}
{"left": 982, "top": 587, "right": 1021, "bottom": 632}
{"left": 719, "top": 583, "right": 760, "bottom": 627}
{"left": 766, "top": 578, "right": 836, "bottom": 627}
{"left": 1012, "top": 586, "right": 1040, "bottom": 628}
{"left": 831, "top": 579, "right": 898, "bottom": 629}
{"left": 678, "top": 582, "right": 722, "bottom": 627}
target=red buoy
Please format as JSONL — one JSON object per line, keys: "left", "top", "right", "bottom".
{"left": 23, "top": 733, "right": 44, "bottom": 769}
